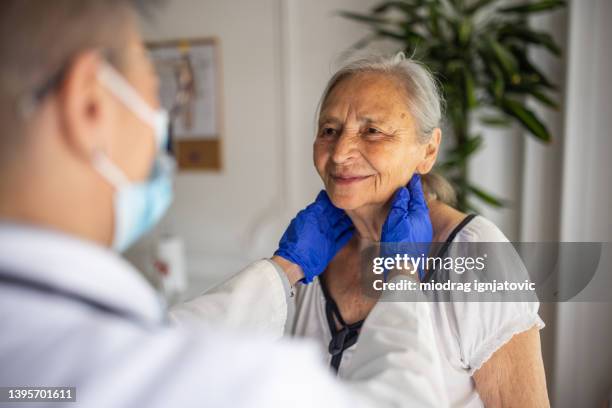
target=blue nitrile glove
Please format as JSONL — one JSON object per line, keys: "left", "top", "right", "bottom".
{"left": 274, "top": 191, "right": 354, "bottom": 283}
{"left": 381, "top": 174, "right": 433, "bottom": 280}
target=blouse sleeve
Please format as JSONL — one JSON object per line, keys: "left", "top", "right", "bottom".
{"left": 450, "top": 298, "right": 545, "bottom": 375}
{"left": 438, "top": 216, "right": 545, "bottom": 375}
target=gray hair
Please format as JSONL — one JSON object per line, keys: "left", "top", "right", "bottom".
{"left": 318, "top": 53, "right": 456, "bottom": 206}
{"left": 319, "top": 52, "right": 443, "bottom": 141}
{"left": 0, "top": 0, "right": 162, "bottom": 166}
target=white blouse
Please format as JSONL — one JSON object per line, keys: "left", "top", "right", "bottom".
{"left": 289, "top": 215, "right": 545, "bottom": 407}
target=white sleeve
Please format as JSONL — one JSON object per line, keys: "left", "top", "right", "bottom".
{"left": 344, "top": 277, "right": 449, "bottom": 408}
{"left": 171, "top": 265, "right": 449, "bottom": 407}
{"left": 66, "top": 320, "right": 352, "bottom": 408}
{"left": 450, "top": 300, "right": 545, "bottom": 375}
{"left": 440, "top": 216, "right": 545, "bottom": 375}
{"left": 168, "top": 259, "right": 290, "bottom": 338}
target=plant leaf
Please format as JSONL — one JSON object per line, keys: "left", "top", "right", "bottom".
{"left": 485, "top": 62, "right": 506, "bottom": 100}
{"left": 458, "top": 18, "right": 473, "bottom": 46}
{"left": 487, "top": 39, "right": 519, "bottom": 76}
{"left": 338, "top": 11, "right": 391, "bottom": 25}
{"left": 468, "top": 184, "right": 505, "bottom": 207}
{"left": 480, "top": 115, "right": 512, "bottom": 126}
{"left": 528, "top": 89, "right": 559, "bottom": 109}
{"left": 405, "top": 29, "right": 426, "bottom": 42}
{"left": 499, "top": 0, "right": 566, "bottom": 14}
{"left": 446, "top": 135, "right": 483, "bottom": 163}
{"left": 372, "top": 1, "right": 420, "bottom": 14}
{"left": 500, "top": 26, "right": 561, "bottom": 56}
{"left": 462, "top": 134, "right": 483, "bottom": 156}
{"left": 465, "top": 0, "right": 498, "bottom": 15}
{"left": 427, "top": 2, "right": 441, "bottom": 37}
{"left": 514, "top": 54, "right": 557, "bottom": 89}
{"left": 500, "top": 98, "right": 552, "bottom": 142}
{"left": 375, "top": 28, "right": 417, "bottom": 42}
{"left": 464, "top": 70, "right": 477, "bottom": 108}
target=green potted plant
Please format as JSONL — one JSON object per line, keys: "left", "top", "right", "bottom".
{"left": 342, "top": 0, "right": 566, "bottom": 211}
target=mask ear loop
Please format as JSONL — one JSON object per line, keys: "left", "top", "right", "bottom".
{"left": 97, "top": 61, "right": 169, "bottom": 152}
{"left": 91, "top": 63, "right": 129, "bottom": 190}
{"left": 96, "top": 63, "right": 159, "bottom": 129}
{"left": 91, "top": 151, "right": 130, "bottom": 189}
{"left": 93, "top": 60, "right": 162, "bottom": 190}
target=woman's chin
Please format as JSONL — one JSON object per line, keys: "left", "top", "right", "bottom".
{"left": 324, "top": 175, "right": 378, "bottom": 210}
{"left": 327, "top": 191, "right": 365, "bottom": 211}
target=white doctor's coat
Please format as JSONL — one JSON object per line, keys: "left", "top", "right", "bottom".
{"left": 0, "top": 223, "right": 448, "bottom": 408}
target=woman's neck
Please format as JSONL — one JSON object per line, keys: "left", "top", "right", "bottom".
{"left": 427, "top": 199, "right": 467, "bottom": 242}
{"left": 345, "top": 198, "right": 463, "bottom": 244}
{"left": 345, "top": 200, "right": 392, "bottom": 243}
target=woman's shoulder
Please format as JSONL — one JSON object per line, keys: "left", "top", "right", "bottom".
{"left": 430, "top": 201, "right": 508, "bottom": 244}
{"left": 453, "top": 215, "right": 509, "bottom": 243}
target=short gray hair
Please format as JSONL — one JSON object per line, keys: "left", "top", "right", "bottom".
{"left": 0, "top": 0, "right": 162, "bottom": 165}
{"left": 318, "top": 52, "right": 444, "bottom": 142}
{"left": 318, "top": 53, "right": 456, "bottom": 206}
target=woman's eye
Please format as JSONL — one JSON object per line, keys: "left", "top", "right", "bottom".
{"left": 321, "top": 127, "right": 337, "bottom": 137}
{"left": 366, "top": 127, "right": 381, "bottom": 135}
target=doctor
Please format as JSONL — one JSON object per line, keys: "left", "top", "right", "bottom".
{"left": 0, "top": 1, "right": 447, "bottom": 407}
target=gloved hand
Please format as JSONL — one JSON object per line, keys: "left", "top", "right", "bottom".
{"left": 274, "top": 191, "right": 354, "bottom": 283}
{"left": 381, "top": 174, "right": 433, "bottom": 280}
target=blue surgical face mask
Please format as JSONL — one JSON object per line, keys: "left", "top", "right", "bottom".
{"left": 93, "top": 62, "right": 175, "bottom": 252}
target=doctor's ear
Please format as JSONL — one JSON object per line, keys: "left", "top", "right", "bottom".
{"left": 56, "top": 51, "right": 116, "bottom": 161}
{"left": 416, "top": 128, "right": 441, "bottom": 175}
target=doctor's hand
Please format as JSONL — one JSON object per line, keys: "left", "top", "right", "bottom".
{"left": 273, "top": 191, "right": 354, "bottom": 284}
{"left": 381, "top": 174, "right": 433, "bottom": 279}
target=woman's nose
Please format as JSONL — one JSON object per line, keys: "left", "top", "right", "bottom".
{"left": 331, "top": 132, "right": 359, "bottom": 165}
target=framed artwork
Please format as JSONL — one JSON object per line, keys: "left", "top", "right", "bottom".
{"left": 147, "top": 37, "right": 223, "bottom": 171}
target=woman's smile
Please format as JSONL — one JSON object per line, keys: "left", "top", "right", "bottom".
{"left": 330, "top": 173, "right": 374, "bottom": 185}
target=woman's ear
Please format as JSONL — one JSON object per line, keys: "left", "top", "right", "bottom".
{"left": 416, "top": 128, "right": 441, "bottom": 174}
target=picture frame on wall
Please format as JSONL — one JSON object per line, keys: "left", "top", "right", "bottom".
{"left": 147, "top": 37, "right": 223, "bottom": 171}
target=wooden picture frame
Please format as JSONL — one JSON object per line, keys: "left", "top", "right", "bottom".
{"left": 147, "top": 37, "right": 223, "bottom": 171}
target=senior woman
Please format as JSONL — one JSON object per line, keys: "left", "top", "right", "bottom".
{"left": 287, "top": 54, "right": 549, "bottom": 407}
